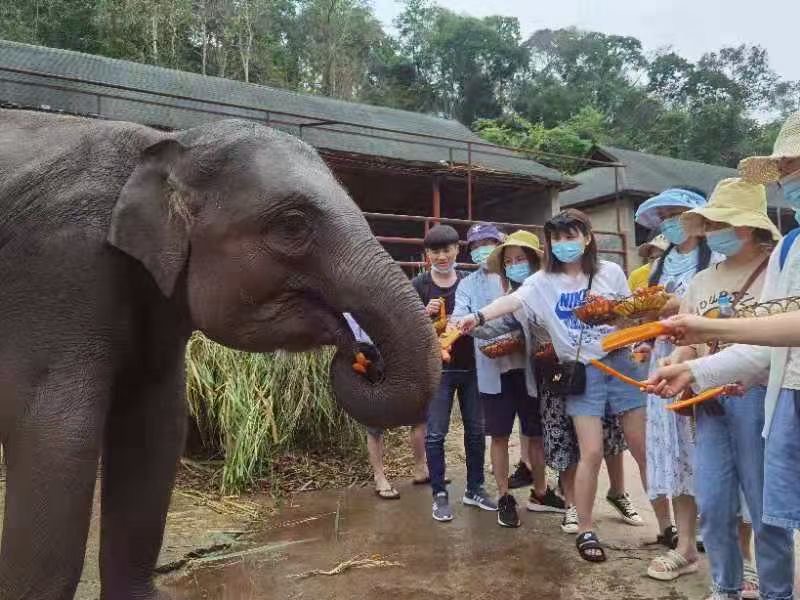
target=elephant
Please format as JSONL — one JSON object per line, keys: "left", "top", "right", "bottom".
{"left": 0, "top": 109, "right": 440, "bottom": 599}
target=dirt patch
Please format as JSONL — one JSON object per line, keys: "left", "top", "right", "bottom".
{"left": 159, "top": 456, "right": 711, "bottom": 600}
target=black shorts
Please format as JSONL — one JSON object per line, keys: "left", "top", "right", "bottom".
{"left": 480, "top": 369, "right": 543, "bottom": 438}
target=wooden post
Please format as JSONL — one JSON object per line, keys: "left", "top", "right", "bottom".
{"left": 467, "top": 142, "right": 473, "bottom": 220}
{"left": 613, "top": 166, "right": 629, "bottom": 273}
{"left": 432, "top": 176, "right": 441, "bottom": 225}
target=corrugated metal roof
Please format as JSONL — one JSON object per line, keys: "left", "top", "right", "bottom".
{"left": 560, "top": 146, "right": 743, "bottom": 206}
{"left": 0, "top": 40, "right": 570, "bottom": 186}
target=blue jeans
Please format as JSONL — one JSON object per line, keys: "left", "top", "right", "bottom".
{"left": 764, "top": 388, "right": 800, "bottom": 530}
{"left": 695, "top": 386, "right": 795, "bottom": 600}
{"left": 425, "top": 369, "right": 485, "bottom": 496}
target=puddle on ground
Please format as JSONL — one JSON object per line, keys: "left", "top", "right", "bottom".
{"left": 159, "top": 473, "right": 709, "bottom": 600}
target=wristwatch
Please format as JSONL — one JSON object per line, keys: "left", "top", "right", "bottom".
{"left": 475, "top": 311, "right": 486, "bottom": 326}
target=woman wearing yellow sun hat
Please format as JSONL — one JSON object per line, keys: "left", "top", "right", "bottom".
{"left": 645, "top": 177, "right": 793, "bottom": 599}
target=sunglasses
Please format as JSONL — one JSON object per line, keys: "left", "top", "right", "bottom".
{"left": 545, "top": 212, "right": 583, "bottom": 230}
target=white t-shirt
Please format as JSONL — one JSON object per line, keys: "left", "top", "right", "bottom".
{"left": 512, "top": 260, "right": 630, "bottom": 363}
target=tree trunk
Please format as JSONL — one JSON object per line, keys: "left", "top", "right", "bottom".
{"left": 150, "top": 12, "right": 158, "bottom": 64}
{"left": 200, "top": 1, "right": 208, "bottom": 75}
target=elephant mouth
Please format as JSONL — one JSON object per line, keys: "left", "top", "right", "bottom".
{"left": 288, "top": 293, "right": 387, "bottom": 385}
{"left": 248, "top": 291, "right": 384, "bottom": 377}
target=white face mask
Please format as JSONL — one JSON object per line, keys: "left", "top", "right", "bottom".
{"left": 431, "top": 262, "right": 454, "bottom": 275}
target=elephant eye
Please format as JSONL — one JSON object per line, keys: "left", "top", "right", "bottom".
{"left": 270, "top": 209, "right": 312, "bottom": 253}
{"left": 282, "top": 211, "right": 307, "bottom": 236}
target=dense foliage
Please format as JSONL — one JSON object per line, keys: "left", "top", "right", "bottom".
{"left": 3, "top": 0, "right": 798, "bottom": 168}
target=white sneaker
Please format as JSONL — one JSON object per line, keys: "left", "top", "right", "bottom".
{"left": 561, "top": 505, "right": 579, "bottom": 534}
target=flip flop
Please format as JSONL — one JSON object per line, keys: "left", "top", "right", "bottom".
{"left": 376, "top": 487, "right": 400, "bottom": 500}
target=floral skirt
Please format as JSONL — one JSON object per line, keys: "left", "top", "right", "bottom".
{"left": 540, "top": 390, "right": 628, "bottom": 472}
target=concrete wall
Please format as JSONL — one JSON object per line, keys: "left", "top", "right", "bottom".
{"left": 574, "top": 197, "right": 639, "bottom": 272}
{"left": 481, "top": 186, "right": 559, "bottom": 228}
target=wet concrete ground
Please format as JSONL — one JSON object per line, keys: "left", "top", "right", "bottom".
{"left": 3, "top": 448, "right": 798, "bottom": 599}
{"left": 160, "top": 462, "right": 710, "bottom": 600}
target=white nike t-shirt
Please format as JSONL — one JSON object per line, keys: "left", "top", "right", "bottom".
{"left": 512, "top": 260, "right": 630, "bottom": 363}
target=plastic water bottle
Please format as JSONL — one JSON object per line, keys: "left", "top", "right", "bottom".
{"left": 718, "top": 293, "right": 734, "bottom": 319}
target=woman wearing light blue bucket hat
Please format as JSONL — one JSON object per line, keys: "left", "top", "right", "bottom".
{"left": 633, "top": 186, "right": 723, "bottom": 582}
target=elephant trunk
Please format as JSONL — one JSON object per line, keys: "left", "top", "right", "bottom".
{"left": 325, "top": 240, "right": 440, "bottom": 428}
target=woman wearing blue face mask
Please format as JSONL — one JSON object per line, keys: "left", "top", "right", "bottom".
{"left": 476, "top": 229, "right": 642, "bottom": 536}
{"left": 476, "top": 230, "right": 567, "bottom": 519}
{"left": 633, "top": 186, "right": 722, "bottom": 581}
{"left": 644, "top": 114, "right": 800, "bottom": 600}
{"left": 660, "top": 178, "right": 788, "bottom": 600}
{"left": 457, "top": 210, "right": 650, "bottom": 562}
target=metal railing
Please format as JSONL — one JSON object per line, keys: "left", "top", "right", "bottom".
{"left": 364, "top": 212, "right": 628, "bottom": 273}
{"left": 0, "top": 61, "right": 631, "bottom": 272}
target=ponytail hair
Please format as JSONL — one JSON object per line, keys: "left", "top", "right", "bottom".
{"left": 647, "top": 185, "right": 711, "bottom": 286}
{"left": 648, "top": 237, "right": 712, "bottom": 286}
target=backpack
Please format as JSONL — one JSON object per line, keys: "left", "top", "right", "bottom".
{"left": 779, "top": 227, "right": 800, "bottom": 271}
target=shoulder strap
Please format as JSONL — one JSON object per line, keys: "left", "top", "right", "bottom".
{"left": 730, "top": 256, "right": 769, "bottom": 309}
{"left": 423, "top": 272, "right": 434, "bottom": 303}
{"left": 574, "top": 270, "right": 596, "bottom": 362}
{"left": 709, "top": 256, "right": 769, "bottom": 355}
{"left": 780, "top": 227, "right": 800, "bottom": 271}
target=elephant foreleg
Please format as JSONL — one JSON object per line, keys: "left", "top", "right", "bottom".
{"left": 0, "top": 362, "right": 108, "bottom": 600}
{"left": 99, "top": 373, "right": 187, "bottom": 600}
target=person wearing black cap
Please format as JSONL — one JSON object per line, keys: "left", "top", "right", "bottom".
{"left": 411, "top": 225, "right": 489, "bottom": 523}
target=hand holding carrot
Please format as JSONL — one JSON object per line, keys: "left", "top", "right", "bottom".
{"left": 660, "top": 314, "right": 725, "bottom": 346}
{"left": 643, "top": 362, "right": 695, "bottom": 398}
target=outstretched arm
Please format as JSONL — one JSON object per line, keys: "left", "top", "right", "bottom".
{"left": 457, "top": 294, "right": 522, "bottom": 333}
{"left": 646, "top": 342, "right": 769, "bottom": 397}
{"left": 664, "top": 311, "right": 800, "bottom": 348}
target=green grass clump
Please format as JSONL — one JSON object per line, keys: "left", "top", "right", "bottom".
{"left": 185, "top": 334, "right": 365, "bottom": 494}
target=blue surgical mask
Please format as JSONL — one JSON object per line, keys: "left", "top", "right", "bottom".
{"left": 551, "top": 240, "right": 585, "bottom": 264}
{"left": 471, "top": 246, "right": 493, "bottom": 266}
{"left": 505, "top": 262, "right": 531, "bottom": 283}
{"left": 660, "top": 216, "right": 688, "bottom": 245}
{"left": 780, "top": 170, "right": 800, "bottom": 212}
{"left": 705, "top": 227, "right": 743, "bottom": 257}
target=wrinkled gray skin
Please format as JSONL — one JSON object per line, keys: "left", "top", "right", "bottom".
{"left": 0, "top": 109, "right": 439, "bottom": 599}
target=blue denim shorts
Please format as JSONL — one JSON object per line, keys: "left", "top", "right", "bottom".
{"left": 763, "top": 388, "right": 800, "bottom": 529}
{"left": 565, "top": 350, "right": 646, "bottom": 418}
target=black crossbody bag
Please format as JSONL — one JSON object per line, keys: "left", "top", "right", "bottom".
{"left": 541, "top": 272, "right": 594, "bottom": 396}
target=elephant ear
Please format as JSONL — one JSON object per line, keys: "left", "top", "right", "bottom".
{"left": 108, "top": 139, "right": 193, "bottom": 297}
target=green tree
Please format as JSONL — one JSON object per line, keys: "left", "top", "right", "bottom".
{"left": 514, "top": 28, "right": 645, "bottom": 126}
{"left": 395, "top": 0, "right": 528, "bottom": 123}
{"left": 473, "top": 112, "right": 600, "bottom": 173}
{"left": 0, "top": 0, "right": 101, "bottom": 53}
{"left": 294, "top": 0, "right": 385, "bottom": 99}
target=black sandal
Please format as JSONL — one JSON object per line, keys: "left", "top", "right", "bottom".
{"left": 576, "top": 531, "right": 606, "bottom": 563}
{"left": 656, "top": 525, "right": 679, "bottom": 549}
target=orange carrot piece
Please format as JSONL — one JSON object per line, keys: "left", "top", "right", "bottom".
{"left": 602, "top": 322, "right": 671, "bottom": 352}
{"left": 354, "top": 352, "right": 371, "bottom": 368}
{"left": 352, "top": 362, "right": 368, "bottom": 375}
{"left": 665, "top": 386, "right": 725, "bottom": 412}
{"left": 439, "top": 328, "right": 462, "bottom": 351}
{"left": 589, "top": 359, "right": 646, "bottom": 389}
